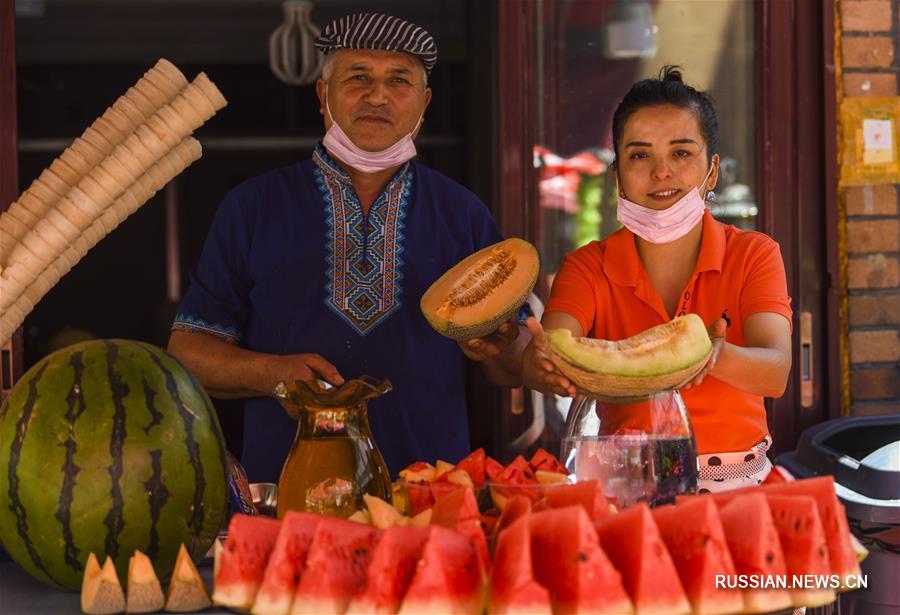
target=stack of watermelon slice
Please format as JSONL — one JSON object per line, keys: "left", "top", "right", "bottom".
{"left": 212, "top": 457, "right": 863, "bottom": 615}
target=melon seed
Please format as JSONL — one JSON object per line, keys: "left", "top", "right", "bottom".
{"left": 444, "top": 249, "right": 516, "bottom": 308}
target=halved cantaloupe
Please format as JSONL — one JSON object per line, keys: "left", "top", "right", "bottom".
{"left": 421, "top": 238, "right": 539, "bottom": 340}
{"left": 546, "top": 314, "right": 712, "bottom": 399}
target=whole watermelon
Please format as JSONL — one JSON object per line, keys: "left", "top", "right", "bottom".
{"left": 0, "top": 339, "right": 227, "bottom": 589}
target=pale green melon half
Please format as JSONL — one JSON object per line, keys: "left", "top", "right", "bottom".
{"left": 546, "top": 314, "right": 712, "bottom": 399}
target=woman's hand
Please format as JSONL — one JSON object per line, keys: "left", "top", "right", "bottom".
{"left": 521, "top": 317, "right": 577, "bottom": 397}
{"left": 458, "top": 320, "right": 520, "bottom": 361}
{"left": 682, "top": 318, "right": 726, "bottom": 390}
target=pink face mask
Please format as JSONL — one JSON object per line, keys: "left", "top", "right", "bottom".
{"left": 616, "top": 164, "right": 715, "bottom": 244}
{"left": 322, "top": 96, "right": 422, "bottom": 174}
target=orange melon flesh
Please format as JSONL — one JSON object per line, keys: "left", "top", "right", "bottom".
{"left": 420, "top": 238, "right": 539, "bottom": 340}
{"left": 164, "top": 543, "right": 211, "bottom": 613}
{"left": 126, "top": 549, "right": 164, "bottom": 613}
{"left": 81, "top": 553, "right": 126, "bottom": 615}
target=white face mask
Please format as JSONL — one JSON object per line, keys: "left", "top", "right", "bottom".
{"left": 616, "top": 163, "right": 715, "bottom": 244}
{"left": 321, "top": 93, "right": 422, "bottom": 174}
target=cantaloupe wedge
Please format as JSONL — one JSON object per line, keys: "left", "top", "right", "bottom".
{"left": 446, "top": 468, "right": 475, "bottom": 489}
{"left": 434, "top": 459, "right": 455, "bottom": 479}
{"left": 213, "top": 539, "right": 224, "bottom": 579}
{"left": 81, "top": 553, "right": 126, "bottom": 615}
{"left": 535, "top": 470, "right": 569, "bottom": 485}
{"left": 164, "top": 544, "right": 211, "bottom": 613}
{"left": 409, "top": 508, "right": 433, "bottom": 527}
{"left": 125, "top": 549, "right": 164, "bottom": 613}
{"left": 347, "top": 509, "right": 373, "bottom": 524}
{"left": 364, "top": 494, "right": 409, "bottom": 529}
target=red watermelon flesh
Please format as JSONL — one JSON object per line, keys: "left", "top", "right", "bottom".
{"left": 543, "top": 480, "right": 611, "bottom": 523}
{"left": 718, "top": 494, "right": 791, "bottom": 614}
{"left": 430, "top": 487, "right": 490, "bottom": 576}
{"left": 291, "top": 517, "right": 381, "bottom": 614}
{"left": 765, "top": 494, "right": 835, "bottom": 608}
{"left": 681, "top": 476, "right": 861, "bottom": 588}
{"left": 346, "top": 525, "right": 431, "bottom": 615}
{"left": 595, "top": 503, "right": 690, "bottom": 615}
{"left": 486, "top": 456, "right": 505, "bottom": 481}
{"left": 212, "top": 514, "right": 282, "bottom": 610}
{"left": 489, "top": 515, "right": 552, "bottom": 615}
{"left": 529, "top": 505, "right": 633, "bottom": 615}
{"left": 652, "top": 498, "right": 744, "bottom": 615}
{"left": 455, "top": 448, "right": 487, "bottom": 487}
{"left": 529, "top": 448, "right": 567, "bottom": 474}
{"left": 493, "top": 456, "right": 541, "bottom": 502}
{"left": 497, "top": 495, "right": 532, "bottom": 533}
{"left": 760, "top": 476, "right": 860, "bottom": 588}
{"left": 398, "top": 526, "right": 486, "bottom": 615}
{"left": 251, "top": 511, "right": 321, "bottom": 615}
{"left": 429, "top": 479, "right": 464, "bottom": 503}
{"left": 405, "top": 481, "right": 436, "bottom": 515}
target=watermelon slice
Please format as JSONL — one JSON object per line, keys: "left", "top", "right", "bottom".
{"left": 652, "top": 498, "right": 744, "bottom": 615}
{"left": 251, "top": 511, "right": 322, "bottom": 615}
{"left": 529, "top": 505, "right": 633, "bottom": 615}
{"left": 291, "top": 517, "right": 381, "bottom": 614}
{"left": 485, "top": 456, "right": 505, "bottom": 481}
{"left": 542, "top": 480, "right": 611, "bottom": 523}
{"left": 760, "top": 476, "right": 861, "bottom": 588}
{"left": 455, "top": 448, "right": 487, "bottom": 487}
{"left": 346, "top": 525, "right": 432, "bottom": 615}
{"left": 765, "top": 494, "right": 835, "bottom": 608}
{"left": 398, "top": 526, "right": 486, "bottom": 615}
{"left": 595, "top": 503, "right": 690, "bottom": 615}
{"left": 529, "top": 448, "right": 567, "bottom": 474}
{"left": 680, "top": 476, "right": 861, "bottom": 589}
{"left": 718, "top": 494, "right": 791, "bottom": 614}
{"left": 213, "top": 514, "right": 283, "bottom": 610}
{"left": 489, "top": 515, "right": 552, "bottom": 615}
{"left": 405, "top": 480, "right": 436, "bottom": 515}
{"left": 430, "top": 487, "right": 490, "bottom": 577}
{"left": 496, "top": 495, "right": 532, "bottom": 534}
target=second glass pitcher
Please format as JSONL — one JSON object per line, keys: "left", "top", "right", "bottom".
{"left": 560, "top": 390, "right": 699, "bottom": 509}
{"left": 272, "top": 375, "right": 392, "bottom": 519}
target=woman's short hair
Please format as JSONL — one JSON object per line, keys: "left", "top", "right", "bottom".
{"left": 612, "top": 66, "right": 718, "bottom": 163}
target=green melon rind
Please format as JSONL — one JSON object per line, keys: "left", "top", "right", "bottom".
{"left": 0, "top": 339, "right": 227, "bottom": 590}
{"left": 422, "top": 239, "right": 540, "bottom": 341}
{"left": 546, "top": 315, "right": 711, "bottom": 377}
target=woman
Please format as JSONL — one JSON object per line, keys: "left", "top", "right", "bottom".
{"left": 523, "top": 67, "right": 792, "bottom": 492}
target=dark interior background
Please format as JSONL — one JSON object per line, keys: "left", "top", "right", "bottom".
{"left": 15, "top": 0, "right": 498, "bottom": 458}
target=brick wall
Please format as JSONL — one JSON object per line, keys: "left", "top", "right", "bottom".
{"left": 839, "top": 0, "right": 900, "bottom": 415}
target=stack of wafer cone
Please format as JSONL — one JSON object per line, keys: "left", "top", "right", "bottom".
{"left": 0, "top": 59, "right": 227, "bottom": 346}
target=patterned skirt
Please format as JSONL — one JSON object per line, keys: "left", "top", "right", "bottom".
{"left": 697, "top": 435, "right": 773, "bottom": 493}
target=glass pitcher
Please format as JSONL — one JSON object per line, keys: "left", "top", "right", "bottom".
{"left": 560, "top": 390, "right": 699, "bottom": 509}
{"left": 272, "top": 375, "right": 393, "bottom": 519}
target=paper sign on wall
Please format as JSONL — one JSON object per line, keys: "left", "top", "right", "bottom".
{"left": 840, "top": 97, "right": 900, "bottom": 186}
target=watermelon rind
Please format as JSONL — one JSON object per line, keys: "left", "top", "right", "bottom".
{"left": 0, "top": 340, "right": 228, "bottom": 590}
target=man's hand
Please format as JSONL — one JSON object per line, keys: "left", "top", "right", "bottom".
{"left": 682, "top": 318, "right": 726, "bottom": 390}
{"left": 458, "top": 320, "right": 520, "bottom": 361}
{"left": 278, "top": 353, "right": 345, "bottom": 388}
{"left": 521, "top": 317, "right": 577, "bottom": 397}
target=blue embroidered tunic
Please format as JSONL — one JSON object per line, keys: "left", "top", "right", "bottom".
{"left": 173, "top": 145, "right": 503, "bottom": 481}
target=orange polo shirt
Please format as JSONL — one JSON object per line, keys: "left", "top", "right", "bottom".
{"left": 545, "top": 211, "right": 792, "bottom": 454}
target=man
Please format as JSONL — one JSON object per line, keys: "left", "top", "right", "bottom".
{"left": 168, "top": 13, "right": 525, "bottom": 482}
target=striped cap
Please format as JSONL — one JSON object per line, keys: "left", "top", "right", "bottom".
{"left": 315, "top": 13, "right": 438, "bottom": 74}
